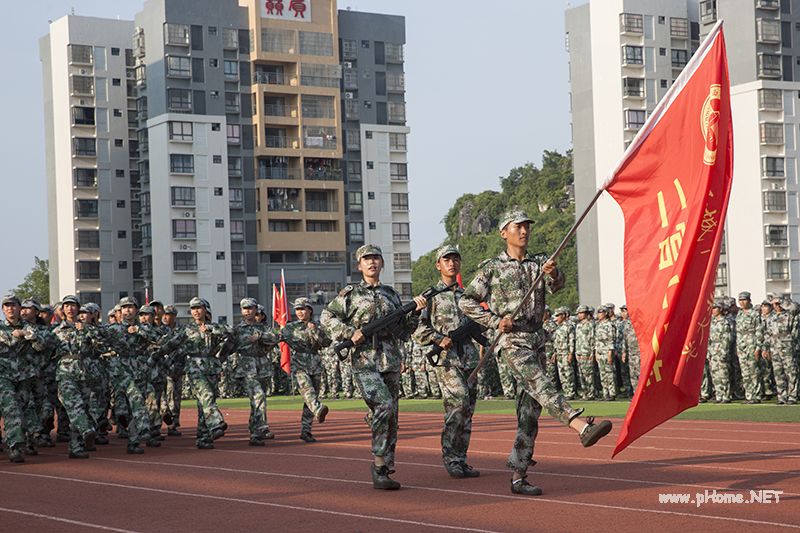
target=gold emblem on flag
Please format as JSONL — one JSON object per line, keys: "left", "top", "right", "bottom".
{"left": 701, "top": 84, "right": 721, "bottom": 166}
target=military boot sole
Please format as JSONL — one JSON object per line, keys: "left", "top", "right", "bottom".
{"left": 581, "top": 420, "right": 613, "bottom": 448}
{"left": 511, "top": 482, "right": 543, "bottom": 496}
{"left": 316, "top": 405, "right": 329, "bottom": 424}
{"left": 69, "top": 451, "right": 90, "bottom": 459}
{"left": 126, "top": 446, "right": 144, "bottom": 455}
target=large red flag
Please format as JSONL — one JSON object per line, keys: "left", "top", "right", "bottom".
{"left": 275, "top": 269, "right": 291, "bottom": 374}
{"left": 604, "top": 22, "right": 732, "bottom": 456}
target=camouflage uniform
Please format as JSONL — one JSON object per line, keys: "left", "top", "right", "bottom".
{"left": 620, "top": 317, "right": 641, "bottom": 392}
{"left": 233, "top": 313, "right": 278, "bottom": 441}
{"left": 459, "top": 251, "right": 582, "bottom": 475}
{"left": 759, "top": 306, "right": 776, "bottom": 398}
{"left": 413, "top": 279, "right": 480, "bottom": 470}
{"left": 542, "top": 316, "right": 560, "bottom": 392}
{"left": 319, "top": 346, "right": 340, "bottom": 399}
{"left": 495, "top": 350, "right": 517, "bottom": 399}
{"left": 321, "top": 279, "right": 419, "bottom": 469}
{"left": 81, "top": 323, "right": 112, "bottom": 436}
{"left": 159, "top": 322, "right": 186, "bottom": 433}
{"left": 401, "top": 340, "right": 416, "bottom": 398}
{"left": 281, "top": 315, "right": 331, "bottom": 437}
{"left": 552, "top": 313, "right": 577, "bottom": 399}
{"left": 574, "top": 313, "right": 597, "bottom": 400}
{"left": 593, "top": 312, "right": 618, "bottom": 400}
{"left": 613, "top": 316, "right": 632, "bottom": 397}
{"left": 765, "top": 306, "right": 798, "bottom": 404}
{"left": 708, "top": 310, "right": 732, "bottom": 402}
{"left": 410, "top": 341, "right": 432, "bottom": 398}
{"left": 735, "top": 301, "right": 764, "bottom": 402}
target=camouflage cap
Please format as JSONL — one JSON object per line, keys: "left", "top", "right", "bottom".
{"left": 712, "top": 298, "right": 724, "bottom": 308}
{"left": 761, "top": 299, "right": 771, "bottom": 306}
{"left": 85, "top": 302, "right": 101, "bottom": 314}
{"left": 149, "top": 299, "right": 164, "bottom": 308}
{"left": 596, "top": 305, "right": 609, "bottom": 314}
{"left": 239, "top": 297, "right": 258, "bottom": 309}
{"left": 106, "top": 309, "right": 116, "bottom": 317}
{"left": 1, "top": 294, "right": 20, "bottom": 306}
{"left": 499, "top": 208, "right": 533, "bottom": 231}
{"left": 138, "top": 305, "right": 154, "bottom": 315}
{"left": 770, "top": 296, "right": 782, "bottom": 304}
{"left": 356, "top": 244, "right": 383, "bottom": 261}
{"left": 435, "top": 244, "right": 460, "bottom": 262}
{"left": 620, "top": 304, "right": 627, "bottom": 310}
{"left": 118, "top": 296, "right": 138, "bottom": 308}
{"left": 79, "top": 305, "right": 92, "bottom": 314}
{"left": 555, "top": 306, "right": 569, "bottom": 316}
{"left": 576, "top": 304, "right": 590, "bottom": 314}
{"left": 189, "top": 297, "right": 206, "bottom": 309}
{"left": 61, "top": 295, "right": 80, "bottom": 306}
{"left": 163, "top": 305, "right": 178, "bottom": 315}
{"left": 256, "top": 304, "right": 266, "bottom": 316}
{"left": 21, "top": 299, "right": 41, "bottom": 311}
{"left": 737, "top": 291, "right": 751, "bottom": 301}
{"left": 587, "top": 306, "right": 595, "bottom": 314}
{"left": 293, "top": 297, "right": 313, "bottom": 309}
{"left": 41, "top": 305, "right": 54, "bottom": 314}
{"left": 603, "top": 303, "right": 616, "bottom": 311}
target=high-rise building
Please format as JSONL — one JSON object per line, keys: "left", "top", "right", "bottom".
{"left": 699, "top": 0, "right": 800, "bottom": 299}
{"left": 566, "top": 1, "right": 700, "bottom": 304}
{"left": 40, "top": 16, "right": 139, "bottom": 309}
{"left": 41, "top": 1, "right": 410, "bottom": 317}
{"left": 338, "top": 10, "right": 412, "bottom": 297}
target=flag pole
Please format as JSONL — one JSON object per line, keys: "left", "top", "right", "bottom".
{"left": 467, "top": 186, "right": 606, "bottom": 384}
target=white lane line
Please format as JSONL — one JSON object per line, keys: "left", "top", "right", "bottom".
{"left": 0, "top": 470, "right": 500, "bottom": 533}
{"left": 0, "top": 506, "right": 140, "bottom": 533}
{"left": 42, "top": 456, "right": 800, "bottom": 530}
{"left": 166, "top": 446, "right": 800, "bottom": 497}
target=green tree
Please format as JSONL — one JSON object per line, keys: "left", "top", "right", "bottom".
{"left": 14, "top": 257, "right": 50, "bottom": 303}
{"left": 413, "top": 150, "right": 578, "bottom": 309}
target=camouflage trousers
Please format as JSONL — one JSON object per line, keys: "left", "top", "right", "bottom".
{"left": 771, "top": 349, "right": 798, "bottom": 403}
{"left": 41, "top": 366, "right": 69, "bottom": 438}
{"left": 555, "top": 353, "right": 577, "bottom": 398}
{"left": 243, "top": 372, "right": 271, "bottom": 438}
{"left": 340, "top": 358, "right": 359, "bottom": 398}
{"left": 576, "top": 356, "right": 597, "bottom": 400}
{"left": 545, "top": 353, "right": 559, "bottom": 392}
{"left": 109, "top": 360, "right": 152, "bottom": 447}
{"left": 18, "top": 376, "right": 44, "bottom": 444}
{"left": 700, "top": 358, "right": 713, "bottom": 400}
{"left": 736, "top": 345, "right": 763, "bottom": 401}
{"left": 161, "top": 373, "right": 184, "bottom": 428}
{"left": 0, "top": 376, "right": 26, "bottom": 450}
{"left": 186, "top": 357, "right": 225, "bottom": 446}
{"left": 597, "top": 353, "right": 617, "bottom": 400}
{"left": 499, "top": 343, "right": 582, "bottom": 475}
{"left": 355, "top": 370, "right": 400, "bottom": 468}
{"left": 401, "top": 366, "right": 415, "bottom": 398}
{"left": 709, "top": 350, "right": 731, "bottom": 402}
{"left": 145, "top": 376, "right": 166, "bottom": 432}
{"left": 295, "top": 369, "right": 324, "bottom": 435}
{"left": 477, "top": 354, "right": 501, "bottom": 398}
{"left": 320, "top": 355, "right": 340, "bottom": 398}
{"left": 496, "top": 355, "right": 517, "bottom": 399}
{"left": 435, "top": 365, "right": 478, "bottom": 467}
{"left": 84, "top": 359, "right": 110, "bottom": 433}
{"left": 760, "top": 357, "right": 776, "bottom": 397}
{"left": 56, "top": 359, "right": 95, "bottom": 454}
{"left": 626, "top": 352, "right": 641, "bottom": 393}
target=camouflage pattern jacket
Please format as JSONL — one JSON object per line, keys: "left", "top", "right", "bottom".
{"left": 543, "top": 319, "right": 557, "bottom": 359}
{"left": 174, "top": 321, "right": 235, "bottom": 378}
{"left": 574, "top": 319, "right": 595, "bottom": 358}
{"left": 735, "top": 307, "right": 764, "bottom": 354}
{"left": 281, "top": 320, "right": 331, "bottom": 374}
{"left": 321, "top": 280, "right": 419, "bottom": 373}
{"left": 0, "top": 319, "right": 49, "bottom": 380}
{"left": 708, "top": 315, "right": 732, "bottom": 358}
{"left": 621, "top": 318, "right": 640, "bottom": 357}
{"left": 459, "top": 251, "right": 564, "bottom": 352}
{"left": 232, "top": 321, "right": 279, "bottom": 379}
{"left": 552, "top": 320, "right": 575, "bottom": 358}
{"left": 413, "top": 281, "right": 480, "bottom": 370}
{"left": 765, "top": 311, "right": 794, "bottom": 355}
{"left": 593, "top": 319, "right": 616, "bottom": 359}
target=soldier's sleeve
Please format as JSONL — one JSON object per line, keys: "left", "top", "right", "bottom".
{"left": 309, "top": 322, "right": 332, "bottom": 348}
{"left": 569, "top": 324, "right": 576, "bottom": 355}
{"left": 545, "top": 265, "right": 565, "bottom": 294}
{"left": 459, "top": 261, "right": 501, "bottom": 330}
{"left": 25, "top": 324, "right": 49, "bottom": 352}
{"left": 413, "top": 304, "right": 443, "bottom": 347}
{"left": 756, "top": 317, "right": 765, "bottom": 351}
{"left": 320, "top": 288, "right": 355, "bottom": 342}
{"left": 259, "top": 327, "right": 280, "bottom": 347}
{"left": 397, "top": 293, "right": 420, "bottom": 342}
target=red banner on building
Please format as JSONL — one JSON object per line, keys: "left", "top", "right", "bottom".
{"left": 603, "top": 22, "right": 733, "bottom": 456}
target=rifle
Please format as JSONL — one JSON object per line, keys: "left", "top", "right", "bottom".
{"left": 334, "top": 282, "right": 457, "bottom": 360}
{"left": 425, "top": 319, "right": 489, "bottom": 367}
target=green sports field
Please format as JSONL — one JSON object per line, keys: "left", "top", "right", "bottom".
{"left": 207, "top": 396, "right": 800, "bottom": 423}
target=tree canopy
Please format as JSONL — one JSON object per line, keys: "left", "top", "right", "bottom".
{"left": 14, "top": 257, "right": 50, "bottom": 304}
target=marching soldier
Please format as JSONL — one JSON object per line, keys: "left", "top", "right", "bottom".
{"left": 321, "top": 244, "right": 426, "bottom": 490}
{"left": 235, "top": 298, "right": 279, "bottom": 445}
{"left": 413, "top": 244, "right": 481, "bottom": 478}
{"left": 282, "top": 298, "right": 331, "bottom": 442}
{"left": 459, "top": 209, "right": 612, "bottom": 496}
{"left": 160, "top": 305, "right": 185, "bottom": 436}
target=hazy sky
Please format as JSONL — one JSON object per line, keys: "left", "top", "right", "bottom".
{"left": 0, "top": 0, "right": 573, "bottom": 292}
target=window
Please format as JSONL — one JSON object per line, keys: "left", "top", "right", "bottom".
{"left": 210, "top": 90, "right": 219, "bottom": 99}
{"left": 367, "top": 192, "right": 375, "bottom": 200}
{"left": 671, "top": 49, "right": 688, "bottom": 68}
{"left": 396, "top": 283, "right": 413, "bottom": 299}
{"left": 385, "top": 43, "right": 403, "bottom": 63}
{"left": 113, "top": 108, "right": 122, "bottom": 118}
{"left": 223, "top": 60, "right": 239, "bottom": 81}
{"left": 172, "top": 219, "right": 197, "bottom": 239}
{"left": 227, "top": 124, "right": 241, "bottom": 144}
{"left": 261, "top": 28, "right": 296, "bottom": 54}
{"left": 232, "top": 283, "right": 247, "bottom": 299}
{"left": 68, "top": 44, "right": 93, "bottom": 64}
{"left": 660, "top": 79, "right": 668, "bottom": 89}
{"left": 388, "top": 102, "right": 405, "bottom": 122}
{"left": 74, "top": 168, "right": 97, "bottom": 187}
{"left": 361, "top": 40, "right": 370, "bottom": 48}
{"left": 170, "top": 154, "right": 194, "bottom": 174}
{"left": 209, "top": 58, "right": 218, "bottom": 68}
{"left": 77, "top": 230, "right": 100, "bottom": 249}
{"left": 225, "top": 92, "right": 240, "bottom": 113}
{"left": 658, "top": 15, "right": 665, "bottom": 24}
{"left": 77, "top": 261, "right": 100, "bottom": 280}
{"left": 766, "top": 225, "right": 788, "bottom": 246}
{"left": 112, "top": 78, "right": 121, "bottom": 86}
{"left": 670, "top": 17, "right": 689, "bottom": 37}
{"left": 208, "top": 26, "right": 217, "bottom": 36}
{"left": 212, "top": 155, "right": 221, "bottom": 164}
{"left": 118, "top": 261, "right": 128, "bottom": 270}
{"left": 389, "top": 133, "right": 407, "bottom": 150}
{"left": 165, "top": 23, "right": 190, "bottom": 46}
{"left": 302, "top": 95, "right": 335, "bottom": 118}
{"left": 116, "top": 169, "right": 125, "bottom": 178}
{"left": 268, "top": 221, "right": 293, "bottom": 232}
{"left": 346, "top": 129, "right": 360, "bottom": 151}
{"left": 117, "top": 230, "right": 127, "bottom": 238}
{"left": 759, "top": 54, "right": 782, "bottom": 78}
{"left": 349, "top": 222, "right": 364, "bottom": 241}
{"left": 169, "top": 121, "right": 193, "bottom": 141}
{"left": 230, "top": 188, "right": 244, "bottom": 209}
{"left": 167, "top": 88, "right": 192, "bottom": 112}
{"left": 764, "top": 190, "right": 787, "bottom": 212}
{"left": 173, "top": 284, "right": 198, "bottom": 303}
{"left": 73, "top": 137, "right": 96, "bottom": 157}
{"left": 71, "top": 75, "right": 94, "bottom": 95}
{"left": 391, "top": 192, "right": 409, "bottom": 210}
{"left": 625, "top": 109, "right": 646, "bottom": 130}
{"left": 762, "top": 156, "right": 785, "bottom": 176}
{"left": 299, "top": 31, "right": 333, "bottom": 56}
{"left": 366, "top": 161, "right": 374, "bottom": 170}
{"left": 346, "top": 161, "right": 361, "bottom": 180}
{"left": 622, "top": 45, "right": 644, "bottom": 65}
{"left": 72, "top": 106, "right": 94, "bottom": 126}
{"left": 223, "top": 28, "right": 239, "bottom": 49}
{"left": 111, "top": 47, "right": 120, "bottom": 56}
{"left": 390, "top": 163, "right": 408, "bottom": 180}
{"left": 623, "top": 77, "right": 645, "bottom": 97}
{"left": 342, "top": 39, "right": 357, "bottom": 59}
{"left": 171, "top": 186, "right": 195, "bottom": 206}
{"left": 365, "top": 131, "right": 373, "bottom": 139}
{"left": 368, "top": 222, "right": 376, "bottom": 230}
{"left": 228, "top": 156, "right": 242, "bottom": 176}
{"left": 348, "top": 191, "right": 363, "bottom": 211}
{"left": 114, "top": 139, "right": 124, "bottom": 147}
{"left": 307, "top": 221, "right": 336, "bottom": 232}
{"left": 231, "top": 252, "right": 245, "bottom": 271}
{"left": 620, "top": 13, "right": 643, "bottom": 33}
{"left": 392, "top": 222, "right": 410, "bottom": 240}
{"left": 659, "top": 48, "right": 666, "bottom": 56}
{"left": 215, "top": 219, "right": 225, "bottom": 228}
{"left": 759, "top": 88, "right": 783, "bottom": 110}
{"left": 116, "top": 200, "right": 126, "bottom": 208}
{"left": 766, "top": 259, "right": 790, "bottom": 280}
{"left": 213, "top": 187, "right": 223, "bottom": 196}
{"left": 716, "top": 263, "right": 728, "bottom": 286}
{"left": 173, "top": 252, "right": 198, "bottom": 271}
{"left": 760, "top": 123, "right": 784, "bottom": 144}
{"left": 212, "top": 122, "right": 220, "bottom": 131}
{"left": 394, "top": 252, "right": 411, "bottom": 271}
{"left": 217, "top": 284, "right": 227, "bottom": 293}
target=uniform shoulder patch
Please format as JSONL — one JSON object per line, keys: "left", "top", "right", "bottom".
{"left": 476, "top": 257, "right": 498, "bottom": 270}
{"left": 338, "top": 285, "right": 355, "bottom": 297}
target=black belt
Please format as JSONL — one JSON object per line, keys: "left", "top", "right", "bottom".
{"left": 511, "top": 322, "right": 542, "bottom": 333}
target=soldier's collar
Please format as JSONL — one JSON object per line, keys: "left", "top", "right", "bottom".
{"left": 499, "top": 250, "right": 532, "bottom": 263}
{"left": 359, "top": 279, "right": 382, "bottom": 290}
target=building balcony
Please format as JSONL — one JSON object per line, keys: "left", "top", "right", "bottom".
{"left": 264, "top": 136, "right": 300, "bottom": 149}
{"left": 259, "top": 167, "right": 300, "bottom": 180}
{"left": 699, "top": 0, "right": 717, "bottom": 24}
{"left": 619, "top": 13, "right": 644, "bottom": 34}
{"left": 254, "top": 71, "right": 296, "bottom": 86}
{"left": 756, "top": 0, "right": 779, "bottom": 9}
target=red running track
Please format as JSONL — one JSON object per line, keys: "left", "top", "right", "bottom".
{"left": 0, "top": 407, "right": 798, "bottom": 532}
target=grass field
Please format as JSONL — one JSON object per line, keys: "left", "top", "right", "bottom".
{"left": 206, "top": 395, "right": 800, "bottom": 423}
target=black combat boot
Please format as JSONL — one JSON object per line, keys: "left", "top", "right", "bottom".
{"left": 511, "top": 476, "right": 542, "bottom": 496}
{"left": 580, "top": 417, "right": 612, "bottom": 447}
{"left": 371, "top": 464, "right": 400, "bottom": 490}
